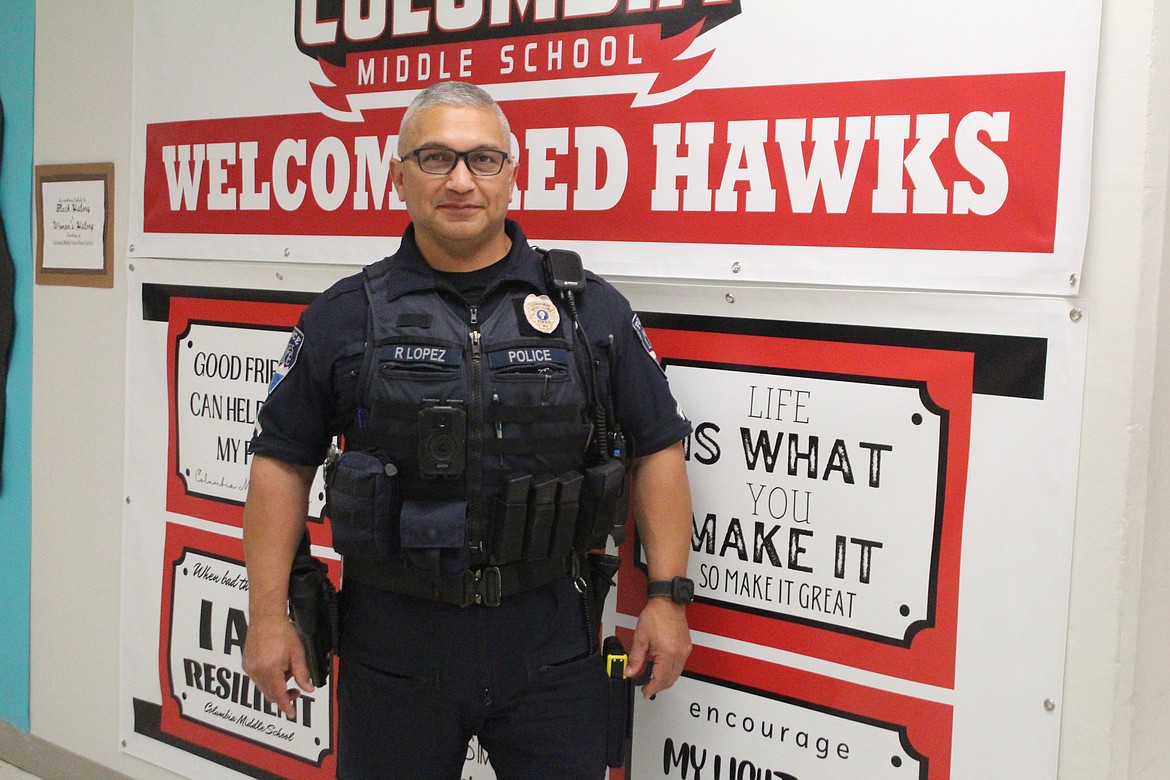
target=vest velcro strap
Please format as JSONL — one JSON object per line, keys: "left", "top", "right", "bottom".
{"left": 343, "top": 555, "right": 575, "bottom": 607}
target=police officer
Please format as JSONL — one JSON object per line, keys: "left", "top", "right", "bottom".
{"left": 242, "top": 81, "right": 694, "bottom": 780}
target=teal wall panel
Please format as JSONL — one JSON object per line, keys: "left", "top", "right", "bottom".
{"left": 0, "top": 0, "right": 36, "bottom": 732}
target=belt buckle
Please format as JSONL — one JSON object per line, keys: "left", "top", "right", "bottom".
{"left": 477, "top": 566, "right": 502, "bottom": 607}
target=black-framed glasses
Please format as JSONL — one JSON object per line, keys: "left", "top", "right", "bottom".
{"left": 402, "top": 147, "right": 511, "bottom": 176}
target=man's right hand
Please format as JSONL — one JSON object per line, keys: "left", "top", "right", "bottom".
{"left": 242, "top": 613, "right": 315, "bottom": 720}
{"left": 242, "top": 455, "right": 320, "bottom": 719}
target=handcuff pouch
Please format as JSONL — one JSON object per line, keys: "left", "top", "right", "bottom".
{"left": 400, "top": 499, "right": 468, "bottom": 576}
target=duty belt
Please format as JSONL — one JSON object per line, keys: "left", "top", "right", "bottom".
{"left": 343, "top": 554, "right": 576, "bottom": 607}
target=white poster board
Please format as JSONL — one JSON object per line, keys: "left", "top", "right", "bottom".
{"left": 129, "top": 0, "right": 1100, "bottom": 295}
{"left": 123, "top": 2, "right": 1095, "bottom": 776}
{"left": 122, "top": 259, "right": 1085, "bottom": 779}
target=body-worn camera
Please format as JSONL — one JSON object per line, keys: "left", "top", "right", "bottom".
{"left": 418, "top": 400, "right": 466, "bottom": 477}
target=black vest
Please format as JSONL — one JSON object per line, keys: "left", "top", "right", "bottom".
{"left": 346, "top": 255, "right": 593, "bottom": 566}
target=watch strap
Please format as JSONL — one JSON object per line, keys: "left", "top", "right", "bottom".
{"left": 647, "top": 576, "right": 694, "bottom": 604}
{"left": 647, "top": 580, "right": 676, "bottom": 599}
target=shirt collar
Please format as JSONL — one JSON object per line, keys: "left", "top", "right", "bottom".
{"left": 376, "top": 220, "right": 547, "bottom": 299}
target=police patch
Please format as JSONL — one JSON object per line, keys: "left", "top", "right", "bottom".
{"left": 268, "top": 327, "right": 304, "bottom": 394}
{"left": 523, "top": 294, "right": 560, "bottom": 334}
{"left": 380, "top": 343, "right": 462, "bottom": 366}
{"left": 488, "top": 346, "right": 570, "bottom": 370}
{"left": 631, "top": 314, "right": 661, "bottom": 364}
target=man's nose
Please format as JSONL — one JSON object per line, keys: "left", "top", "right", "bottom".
{"left": 445, "top": 158, "right": 475, "bottom": 189}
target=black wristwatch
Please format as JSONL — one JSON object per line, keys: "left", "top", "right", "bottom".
{"left": 647, "top": 576, "right": 695, "bottom": 605}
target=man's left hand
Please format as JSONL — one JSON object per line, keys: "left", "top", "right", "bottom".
{"left": 624, "top": 596, "right": 692, "bottom": 699}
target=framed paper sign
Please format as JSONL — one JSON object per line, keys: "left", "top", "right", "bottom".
{"left": 35, "top": 162, "right": 114, "bottom": 287}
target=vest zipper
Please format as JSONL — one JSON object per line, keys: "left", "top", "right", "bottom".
{"left": 468, "top": 324, "right": 485, "bottom": 563}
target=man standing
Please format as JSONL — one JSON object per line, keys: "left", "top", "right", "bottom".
{"left": 243, "top": 81, "right": 693, "bottom": 779}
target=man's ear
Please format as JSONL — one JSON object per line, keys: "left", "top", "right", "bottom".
{"left": 390, "top": 156, "right": 407, "bottom": 200}
{"left": 505, "top": 164, "right": 518, "bottom": 198}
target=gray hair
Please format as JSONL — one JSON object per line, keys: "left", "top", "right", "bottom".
{"left": 397, "top": 81, "right": 511, "bottom": 154}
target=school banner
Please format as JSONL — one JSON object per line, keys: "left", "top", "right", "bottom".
{"left": 121, "top": 259, "right": 1085, "bottom": 778}
{"left": 129, "top": 1, "right": 1101, "bottom": 295}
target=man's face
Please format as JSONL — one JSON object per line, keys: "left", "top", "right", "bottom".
{"left": 391, "top": 105, "right": 516, "bottom": 258}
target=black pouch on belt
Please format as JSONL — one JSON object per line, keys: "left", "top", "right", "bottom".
{"left": 548, "top": 471, "right": 583, "bottom": 559}
{"left": 602, "top": 635, "right": 633, "bottom": 768}
{"left": 287, "top": 532, "right": 339, "bottom": 687}
{"left": 523, "top": 474, "right": 559, "bottom": 560}
{"left": 400, "top": 499, "right": 468, "bottom": 576}
{"left": 575, "top": 459, "right": 628, "bottom": 550}
{"left": 586, "top": 551, "right": 621, "bottom": 616}
{"left": 324, "top": 450, "right": 399, "bottom": 560}
{"left": 490, "top": 474, "right": 531, "bottom": 565}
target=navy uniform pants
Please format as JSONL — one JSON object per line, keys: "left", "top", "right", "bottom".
{"left": 336, "top": 577, "right": 608, "bottom": 780}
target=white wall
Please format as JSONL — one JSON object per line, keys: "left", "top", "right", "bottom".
{"left": 26, "top": 1, "right": 1170, "bottom": 778}
{"left": 1124, "top": 1, "right": 1170, "bottom": 776}
{"left": 1062, "top": 1, "right": 1170, "bottom": 777}
{"left": 30, "top": 3, "right": 178, "bottom": 778}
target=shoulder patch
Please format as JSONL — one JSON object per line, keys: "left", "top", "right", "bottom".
{"left": 268, "top": 327, "right": 305, "bottom": 394}
{"left": 631, "top": 313, "right": 661, "bottom": 366}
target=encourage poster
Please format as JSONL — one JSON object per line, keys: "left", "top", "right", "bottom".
{"left": 634, "top": 647, "right": 954, "bottom": 780}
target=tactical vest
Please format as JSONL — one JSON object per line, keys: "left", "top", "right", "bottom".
{"left": 336, "top": 256, "right": 597, "bottom": 583}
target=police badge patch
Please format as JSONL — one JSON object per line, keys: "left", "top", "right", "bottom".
{"left": 268, "top": 327, "right": 305, "bottom": 394}
{"left": 523, "top": 294, "right": 560, "bottom": 334}
{"left": 631, "top": 314, "right": 661, "bottom": 364}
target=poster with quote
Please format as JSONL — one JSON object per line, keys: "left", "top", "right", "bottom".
{"left": 630, "top": 643, "right": 954, "bottom": 780}
{"left": 163, "top": 293, "right": 329, "bottom": 531}
{"left": 155, "top": 524, "right": 339, "bottom": 778}
{"left": 616, "top": 319, "right": 973, "bottom": 688}
{"left": 130, "top": 0, "right": 1101, "bottom": 295}
{"left": 123, "top": 2, "right": 1097, "bottom": 775}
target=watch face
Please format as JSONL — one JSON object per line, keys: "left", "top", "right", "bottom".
{"left": 674, "top": 577, "right": 695, "bottom": 604}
